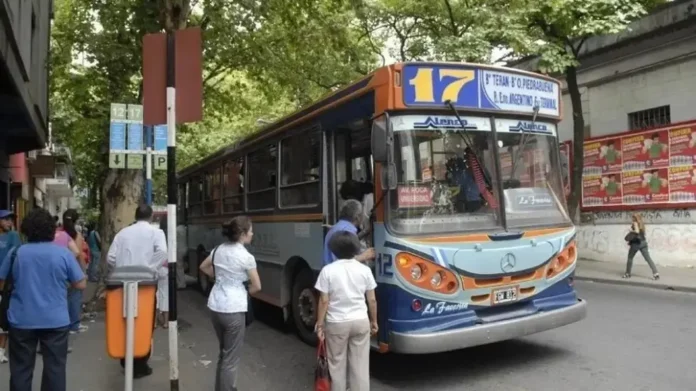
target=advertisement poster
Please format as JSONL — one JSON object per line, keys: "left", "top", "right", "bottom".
{"left": 621, "top": 168, "right": 669, "bottom": 204}
{"left": 668, "top": 125, "right": 696, "bottom": 167}
{"left": 582, "top": 174, "right": 623, "bottom": 207}
{"left": 668, "top": 166, "right": 696, "bottom": 203}
{"left": 621, "top": 130, "right": 669, "bottom": 171}
{"left": 583, "top": 138, "right": 622, "bottom": 175}
{"left": 397, "top": 186, "right": 432, "bottom": 208}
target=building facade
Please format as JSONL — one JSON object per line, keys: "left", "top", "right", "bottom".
{"left": 513, "top": 0, "right": 696, "bottom": 267}
{"left": 0, "top": 0, "right": 52, "bottom": 209}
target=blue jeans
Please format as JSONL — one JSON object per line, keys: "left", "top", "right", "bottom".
{"left": 9, "top": 327, "right": 69, "bottom": 391}
{"left": 87, "top": 251, "right": 101, "bottom": 282}
{"left": 67, "top": 289, "right": 82, "bottom": 331}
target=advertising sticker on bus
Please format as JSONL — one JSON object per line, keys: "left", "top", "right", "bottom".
{"left": 668, "top": 126, "right": 696, "bottom": 166}
{"left": 621, "top": 169, "right": 669, "bottom": 204}
{"left": 668, "top": 166, "right": 696, "bottom": 203}
{"left": 582, "top": 174, "right": 623, "bottom": 207}
{"left": 398, "top": 186, "right": 432, "bottom": 208}
{"left": 583, "top": 139, "right": 622, "bottom": 175}
{"left": 621, "top": 130, "right": 669, "bottom": 171}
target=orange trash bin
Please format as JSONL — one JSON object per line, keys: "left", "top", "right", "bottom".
{"left": 105, "top": 266, "right": 158, "bottom": 359}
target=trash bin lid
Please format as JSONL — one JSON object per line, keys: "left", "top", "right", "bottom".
{"left": 105, "top": 265, "right": 159, "bottom": 286}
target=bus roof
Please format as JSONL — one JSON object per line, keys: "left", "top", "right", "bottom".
{"left": 178, "top": 62, "right": 561, "bottom": 179}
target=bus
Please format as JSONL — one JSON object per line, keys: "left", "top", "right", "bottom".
{"left": 176, "top": 62, "right": 587, "bottom": 354}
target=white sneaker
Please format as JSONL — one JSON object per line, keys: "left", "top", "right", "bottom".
{"left": 0, "top": 348, "right": 8, "bottom": 363}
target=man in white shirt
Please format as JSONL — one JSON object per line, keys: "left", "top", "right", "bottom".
{"left": 107, "top": 204, "right": 167, "bottom": 378}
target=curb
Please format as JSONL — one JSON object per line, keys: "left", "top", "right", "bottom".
{"left": 575, "top": 275, "right": 696, "bottom": 293}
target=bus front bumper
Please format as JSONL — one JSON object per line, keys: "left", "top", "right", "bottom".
{"left": 389, "top": 299, "right": 587, "bottom": 354}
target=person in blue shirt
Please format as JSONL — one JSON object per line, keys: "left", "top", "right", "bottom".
{"left": 0, "top": 208, "right": 86, "bottom": 391}
{"left": 323, "top": 199, "right": 375, "bottom": 267}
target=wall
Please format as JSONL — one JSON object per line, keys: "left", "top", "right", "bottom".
{"left": 578, "top": 209, "right": 696, "bottom": 267}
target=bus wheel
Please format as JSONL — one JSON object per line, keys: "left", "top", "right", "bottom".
{"left": 291, "top": 269, "right": 318, "bottom": 346}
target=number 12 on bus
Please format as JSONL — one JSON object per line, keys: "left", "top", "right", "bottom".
{"left": 177, "top": 62, "right": 586, "bottom": 355}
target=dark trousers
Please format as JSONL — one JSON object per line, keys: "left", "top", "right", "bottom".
{"left": 626, "top": 244, "right": 659, "bottom": 275}
{"left": 9, "top": 327, "right": 69, "bottom": 391}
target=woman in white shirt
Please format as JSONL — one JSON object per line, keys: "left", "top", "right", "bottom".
{"left": 199, "top": 216, "right": 261, "bottom": 391}
{"left": 315, "top": 231, "right": 378, "bottom": 391}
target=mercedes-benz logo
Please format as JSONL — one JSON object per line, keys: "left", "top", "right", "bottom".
{"left": 500, "top": 253, "right": 517, "bottom": 272}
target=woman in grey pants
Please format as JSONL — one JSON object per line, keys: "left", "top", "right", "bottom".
{"left": 200, "top": 216, "right": 261, "bottom": 391}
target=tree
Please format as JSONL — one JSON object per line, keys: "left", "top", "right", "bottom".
{"left": 507, "top": 0, "right": 664, "bottom": 219}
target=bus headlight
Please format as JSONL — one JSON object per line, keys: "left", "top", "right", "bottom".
{"left": 410, "top": 264, "right": 423, "bottom": 280}
{"left": 430, "top": 271, "right": 443, "bottom": 287}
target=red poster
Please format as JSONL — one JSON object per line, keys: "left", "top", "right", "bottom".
{"left": 668, "top": 166, "right": 696, "bottom": 203}
{"left": 621, "top": 168, "right": 669, "bottom": 204}
{"left": 581, "top": 174, "right": 622, "bottom": 207}
{"left": 559, "top": 141, "right": 571, "bottom": 197}
{"left": 621, "top": 130, "right": 669, "bottom": 171}
{"left": 583, "top": 138, "right": 622, "bottom": 175}
{"left": 397, "top": 186, "right": 432, "bottom": 208}
{"left": 668, "top": 126, "right": 696, "bottom": 167}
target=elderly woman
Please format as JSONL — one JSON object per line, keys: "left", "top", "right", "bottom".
{"left": 322, "top": 200, "right": 375, "bottom": 267}
{"left": 315, "top": 231, "right": 378, "bottom": 391}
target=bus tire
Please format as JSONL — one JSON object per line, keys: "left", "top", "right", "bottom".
{"left": 291, "top": 268, "right": 318, "bottom": 346}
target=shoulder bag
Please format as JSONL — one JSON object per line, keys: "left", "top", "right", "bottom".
{"left": 0, "top": 246, "right": 20, "bottom": 330}
{"left": 211, "top": 246, "right": 254, "bottom": 327}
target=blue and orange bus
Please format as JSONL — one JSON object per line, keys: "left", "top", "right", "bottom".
{"left": 177, "top": 62, "right": 587, "bottom": 353}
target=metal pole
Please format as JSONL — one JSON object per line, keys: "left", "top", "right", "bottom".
{"left": 124, "top": 281, "right": 138, "bottom": 391}
{"left": 165, "top": 31, "right": 179, "bottom": 391}
{"left": 145, "top": 125, "right": 153, "bottom": 205}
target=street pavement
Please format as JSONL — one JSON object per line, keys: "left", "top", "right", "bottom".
{"left": 1, "top": 280, "right": 695, "bottom": 390}
{"left": 576, "top": 258, "right": 696, "bottom": 292}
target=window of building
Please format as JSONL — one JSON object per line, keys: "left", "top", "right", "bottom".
{"left": 223, "top": 157, "right": 245, "bottom": 213}
{"left": 628, "top": 106, "right": 671, "bottom": 131}
{"left": 247, "top": 144, "right": 277, "bottom": 210}
{"left": 188, "top": 177, "right": 203, "bottom": 216}
{"left": 280, "top": 129, "right": 321, "bottom": 207}
{"left": 204, "top": 167, "right": 221, "bottom": 215}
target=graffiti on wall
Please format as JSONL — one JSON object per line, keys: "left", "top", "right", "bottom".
{"left": 588, "top": 209, "right": 696, "bottom": 225}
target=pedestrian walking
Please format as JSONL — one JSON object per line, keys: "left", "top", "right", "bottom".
{"left": 58, "top": 209, "right": 89, "bottom": 335}
{"left": 199, "top": 216, "right": 261, "bottom": 391}
{"left": 623, "top": 213, "right": 660, "bottom": 280}
{"left": 106, "top": 204, "right": 167, "bottom": 378}
{"left": 0, "top": 208, "right": 86, "bottom": 391}
{"left": 323, "top": 200, "right": 375, "bottom": 267}
{"left": 0, "top": 209, "right": 21, "bottom": 363}
{"left": 86, "top": 222, "right": 102, "bottom": 282}
{"left": 315, "top": 231, "right": 378, "bottom": 391}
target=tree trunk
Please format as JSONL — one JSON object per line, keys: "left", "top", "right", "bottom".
{"left": 565, "top": 65, "right": 585, "bottom": 222}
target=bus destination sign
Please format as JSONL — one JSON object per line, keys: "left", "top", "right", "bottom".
{"left": 402, "top": 64, "right": 561, "bottom": 118}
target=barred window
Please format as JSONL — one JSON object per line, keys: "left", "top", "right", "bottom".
{"left": 628, "top": 106, "right": 671, "bottom": 131}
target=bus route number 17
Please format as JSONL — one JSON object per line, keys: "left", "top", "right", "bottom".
{"left": 376, "top": 253, "right": 393, "bottom": 277}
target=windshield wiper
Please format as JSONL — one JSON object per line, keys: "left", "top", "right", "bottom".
{"left": 444, "top": 100, "right": 493, "bottom": 188}
{"left": 508, "top": 104, "right": 540, "bottom": 182}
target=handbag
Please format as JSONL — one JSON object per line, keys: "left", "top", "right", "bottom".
{"left": 314, "top": 339, "right": 331, "bottom": 391}
{"left": 211, "top": 246, "right": 254, "bottom": 328}
{"left": 624, "top": 231, "right": 639, "bottom": 243}
{"left": 0, "top": 246, "right": 20, "bottom": 330}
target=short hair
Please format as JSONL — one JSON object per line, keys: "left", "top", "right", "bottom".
{"left": 135, "top": 204, "right": 153, "bottom": 221}
{"left": 328, "top": 231, "right": 361, "bottom": 260}
{"left": 21, "top": 208, "right": 57, "bottom": 243}
{"left": 339, "top": 199, "right": 363, "bottom": 224}
{"left": 222, "top": 216, "right": 252, "bottom": 243}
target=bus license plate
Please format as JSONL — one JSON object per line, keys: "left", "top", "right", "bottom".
{"left": 492, "top": 286, "right": 518, "bottom": 305}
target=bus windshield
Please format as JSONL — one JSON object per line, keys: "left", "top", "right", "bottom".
{"left": 387, "top": 115, "right": 570, "bottom": 235}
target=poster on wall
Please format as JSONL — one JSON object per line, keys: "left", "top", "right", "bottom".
{"left": 581, "top": 174, "right": 623, "bottom": 207}
{"left": 621, "top": 130, "right": 669, "bottom": 171}
{"left": 668, "top": 125, "right": 696, "bottom": 167}
{"left": 583, "top": 138, "right": 622, "bottom": 175}
{"left": 621, "top": 168, "right": 669, "bottom": 205}
{"left": 668, "top": 166, "right": 696, "bottom": 203}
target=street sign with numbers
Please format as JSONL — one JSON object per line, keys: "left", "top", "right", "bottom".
{"left": 109, "top": 153, "right": 126, "bottom": 169}
{"left": 110, "top": 103, "right": 127, "bottom": 121}
{"left": 154, "top": 155, "right": 167, "bottom": 171}
{"left": 127, "top": 154, "right": 144, "bottom": 169}
{"left": 127, "top": 104, "right": 143, "bottom": 122}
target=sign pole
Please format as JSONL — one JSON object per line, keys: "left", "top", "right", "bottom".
{"left": 145, "top": 125, "right": 153, "bottom": 205}
{"left": 165, "top": 31, "right": 179, "bottom": 391}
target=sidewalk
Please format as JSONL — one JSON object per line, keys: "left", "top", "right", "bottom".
{"left": 0, "top": 314, "right": 217, "bottom": 390}
{"left": 576, "top": 258, "right": 696, "bottom": 293}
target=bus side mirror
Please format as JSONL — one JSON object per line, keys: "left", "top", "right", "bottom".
{"left": 381, "top": 162, "right": 397, "bottom": 191}
{"left": 371, "top": 117, "right": 391, "bottom": 163}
